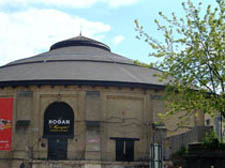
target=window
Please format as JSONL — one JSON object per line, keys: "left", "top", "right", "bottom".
{"left": 111, "top": 137, "right": 139, "bottom": 162}
{"left": 206, "top": 119, "right": 210, "bottom": 126}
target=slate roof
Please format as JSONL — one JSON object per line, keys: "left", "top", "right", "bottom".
{"left": 0, "top": 36, "right": 166, "bottom": 88}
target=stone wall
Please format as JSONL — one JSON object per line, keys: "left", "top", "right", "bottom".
{"left": 0, "top": 85, "right": 205, "bottom": 168}
{"left": 0, "top": 85, "right": 158, "bottom": 168}
{"left": 164, "top": 126, "right": 212, "bottom": 160}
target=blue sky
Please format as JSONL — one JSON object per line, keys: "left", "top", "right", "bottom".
{"left": 0, "top": 0, "right": 217, "bottom": 65}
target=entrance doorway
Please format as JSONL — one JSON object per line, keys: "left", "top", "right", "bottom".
{"left": 43, "top": 102, "right": 74, "bottom": 160}
{"left": 48, "top": 138, "right": 68, "bottom": 160}
{"left": 116, "top": 139, "right": 134, "bottom": 161}
{"left": 111, "top": 137, "right": 139, "bottom": 162}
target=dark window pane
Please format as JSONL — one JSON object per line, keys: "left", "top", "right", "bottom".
{"left": 116, "top": 140, "right": 124, "bottom": 161}
{"left": 115, "top": 139, "right": 135, "bottom": 162}
{"left": 125, "top": 141, "right": 134, "bottom": 161}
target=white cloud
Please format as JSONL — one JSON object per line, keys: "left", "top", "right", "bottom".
{"left": 112, "top": 35, "right": 125, "bottom": 45}
{"left": 108, "top": 0, "right": 140, "bottom": 8}
{"left": 0, "top": 0, "right": 140, "bottom": 8}
{"left": 1, "top": 0, "right": 101, "bottom": 8}
{"left": 0, "top": 9, "right": 111, "bottom": 65}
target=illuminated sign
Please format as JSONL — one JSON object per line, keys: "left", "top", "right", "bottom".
{"left": 48, "top": 119, "right": 71, "bottom": 132}
{"left": 43, "top": 102, "right": 74, "bottom": 138}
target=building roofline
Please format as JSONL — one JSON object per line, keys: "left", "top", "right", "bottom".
{"left": 0, "top": 59, "right": 136, "bottom": 69}
{"left": 0, "top": 80, "right": 165, "bottom": 90}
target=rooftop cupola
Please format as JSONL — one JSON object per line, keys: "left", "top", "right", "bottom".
{"left": 50, "top": 35, "right": 111, "bottom": 52}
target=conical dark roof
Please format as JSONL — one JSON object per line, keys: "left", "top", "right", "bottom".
{"left": 0, "top": 36, "right": 166, "bottom": 88}
{"left": 7, "top": 35, "right": 133, "bottom": 66}
{"left": 50, "top": 36, "right": 111, "bottom": 51}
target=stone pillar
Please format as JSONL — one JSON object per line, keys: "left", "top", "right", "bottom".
{"left": 85, "top": 91, "right": 101, "bottom": 160}
{"left": 153, "top": 124, "right": 167, "bottom": 160}
{"left": 14, "top": 90, "right": 33, "bottom": 159}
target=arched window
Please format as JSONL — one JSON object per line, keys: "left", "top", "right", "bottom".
{"left": 43, "top": 102, "right": 74, "bottom": 138}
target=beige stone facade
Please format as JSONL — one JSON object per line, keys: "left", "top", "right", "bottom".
{"left": 0, "top": 85, "right": 165, "bottom": 168}
{"left": 0, "top": 84, "right": 206, "bottom": 168}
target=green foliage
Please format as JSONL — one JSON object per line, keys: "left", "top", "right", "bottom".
{"left": 203, "top": 130, "right": 225, "bottom": 150}
{"left": 174, "top": 145, "right": 188, "bottom": 156}
{"left": 135, "top": 0, "right": 225, "bottom": 123}
{"left": 133, "top": 60, "right": 154, "bottom": 68}
{"left": 203, "top": 131, "right": 218, "bottom": 144}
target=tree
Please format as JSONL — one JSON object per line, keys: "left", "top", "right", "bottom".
{"left": 135, "top": 0, "right": 225, "bottom": 124}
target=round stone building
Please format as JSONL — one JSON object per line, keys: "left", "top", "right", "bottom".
{"left": 0, "top": 36, "right": 167, "bottom": 168}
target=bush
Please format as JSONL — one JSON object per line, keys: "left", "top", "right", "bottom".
{"left": 203, "top": 131, "right": 225, "bottom": 150}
